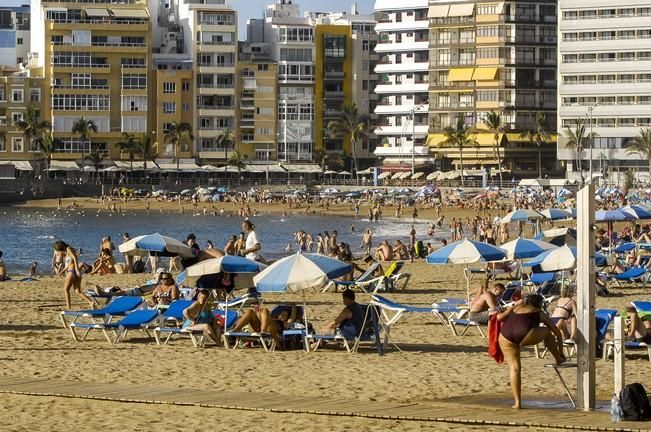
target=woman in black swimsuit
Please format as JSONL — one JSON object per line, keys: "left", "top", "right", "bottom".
{"left": 498, "top": 294, "right": 565, "bottom": 409}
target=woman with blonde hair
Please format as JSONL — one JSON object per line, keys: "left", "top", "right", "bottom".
{"left": 551, "top": 285, "right": 577, "bottom": 342}
{"left": 63, "top": 246, "right": 93, "bottom": 309}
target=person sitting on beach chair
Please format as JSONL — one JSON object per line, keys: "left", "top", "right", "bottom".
{"left": 182, "top": 289, "right": 222, "bottom": 345}
{"left": 146, "top": 272, "right": 180, "bottom": 307}
{"left": 318, "top": 289, "right": 365, "bottom": 340}
{"left": 468, "top": 282, "right": 505, "bottom": 325}
{"left": 229, "top": 303, "right": 297, "bottom": 347}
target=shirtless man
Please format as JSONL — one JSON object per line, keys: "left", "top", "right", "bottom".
{"left": 375, "top": 240, "right": 394, "bottom": 261}
{"left": 361, "top": 228, "right": 373, "bottom": 255}
{"left": 224, "top": 235, "right": 237, "bottom": 255}
{"left": 408, "top": 225, "right": 417, "bottom": 247}
{"left": 468, "top": 282, "right": 505, "bottom": 324}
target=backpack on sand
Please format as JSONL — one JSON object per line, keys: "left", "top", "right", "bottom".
{"left": 619, "top": 383, "right": 651, "bottom": 421}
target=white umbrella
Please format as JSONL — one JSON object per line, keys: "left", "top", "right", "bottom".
{"left": 500, "top": 208, "right": 544, "bottom": 224}
{"left": 338, "top": 170, "right": 352, "bottom": 176}
{"left": 378, "top": 172, "right": 392, "bottom": 180}
{"left": 118, "top": 233, "right": 194, "bottom": 258}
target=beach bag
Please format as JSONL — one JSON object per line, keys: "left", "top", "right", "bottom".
{"left": 619, "top": 383, "right": 651, "bottom": 421}
{"left": 488, "top": 314, "right": 504, "bottom": 364}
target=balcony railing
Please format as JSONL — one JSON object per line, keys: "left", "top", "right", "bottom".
{"left": 196, "top": 40, "right": 236, "bottom": 46}
{"left": 196, "top": 105, "right": 235, "bottom": 110}
{"left": 52, "top": 41, "right": 146, "bottom": 48}
{"left": 197, "top": 83, "right": 235, "bottom": 89}
{"left": 49, "top": 18, "right": 148, "bottom": 26}
{"left": 52, "top": 63, "right": 110, "bottom": 69}
{"left": 53, "top": 84, "right": 110, "bottom": 90}
{"left": 197, "top": 62, "right": 235, "bottom": 68}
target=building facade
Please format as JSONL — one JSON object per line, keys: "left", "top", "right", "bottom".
{"left": 373, "top": 0, "right": 430, "bottom": 171}
{"left": 31, "top": 0, "right": 153, "bottom": 162}
{"left": 427, "top": 0, "right": 558, "bottom": 177}
{"left": 0, "top": 6, "right": 31, "bottom": 68}
{"left": 558, "top": 1, "right": 651, "bottom": 180}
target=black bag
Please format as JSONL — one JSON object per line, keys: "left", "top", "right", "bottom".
{"left": 619, "top": 383, "right": 651, "bottom": 421}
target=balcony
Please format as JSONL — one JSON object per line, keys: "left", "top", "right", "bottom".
{"left": 324, "top": 71, "right": 345, "bottom": 79}
{"left": 278, "top": 74, "right": 315, "bottom": 83}
{"left": 324, "top": 90, "right": 345, "bottom": 99}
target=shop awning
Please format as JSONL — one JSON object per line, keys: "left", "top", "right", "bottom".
{"left": 245, "top": 164, "right": 287, "bottom": 174}
{"left": 155, "top": 162, "right": 202, "bottom": 172}
{"left": 45, "top": 7, "right": 68, "bottom": 13}
{"left": 85, "top": 8, "right": 110, "bottom": 17}
{"left": 448, "top": 3, "right": 475, "bottom": 17}
{"left": 3, "top": 160, "right": 33, "bottom": 171}
{"left": 281, "top": 164, "right": 322, "bottom": 174}
{"left": 48, "top": 160, "right": 80, "bottom": 172}
{"left": 472, "top": 67, "right": 498, "bottom": 81}
{"left": 110, "top": 8, "right": 149, "bottom": 18}
{"left": 448, "top": 68, "right": 475, "bottom": 82}
{"left": 114, "top": 161, "right": 159, "bottom": 171}
{"left": 428, "top": 4, "right": 450, "bottom": 18}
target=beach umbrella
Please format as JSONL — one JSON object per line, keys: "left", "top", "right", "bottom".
{"left": 217, "top": 187, "right": 229, "bottom": 193}
{"left": 426, "top": 239, "right": 506, "bottom": 300}
{"left": 398, "top": 187, "right": 412, "bottom": 194}
{"left": 254, "top": 253, "right": 352, "bottom": 292}
{"left": 500, "top": 208, "right": 544, "bottom": 224}
{"left": 179, "top": 189, "right": 193, "bottom": 195}
{"left": 182, "top": 256, "right": 267, "bottom": 287}
{"left": 540, "top": 208, "right": 572, "bottom": 221}
{"left": 619, "top": 205, "right": 651, "bottom": 220}
{"left": 536, "top": 227, "right": 577, "bottom": 247}
{"left": 595, "top": 209, "right": 636, "bottom": 223}
{"left": 500, "top": 238, "right": 558, "bottom": 260}
{"left": 338, "top": 170, "right": 352, "bottom": 176}
{"left": 525, "top": 245, "right": 607, "bottom": 271}
{"left": 118, "top": 233, "right": 194, "bottom": 258}
{"left": 324, "top": 170, "right": 337, "bottom": 175}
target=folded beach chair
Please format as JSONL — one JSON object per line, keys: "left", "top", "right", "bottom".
{"left": 323, "top": 261, "right": 383, "bottom": 293}
{"left": 609, "top": 267, "right": 649, "bottom": 289}
{"left": 217, "top": 290, "right": 262, "bottom": 312}
{"left": 60, "top": 296, "right": 143, "bottom": 328}
{"left": 384, "top": 261, "right": 411, "bottom": 291}
{"left": 468, "top": 260, "right": 520, "bottom": 281}
{"left": 69, "top": 309, "right": 160, "bottom": 343}
{"left": 305, "top": 304, "right": 384, "bottom": 355}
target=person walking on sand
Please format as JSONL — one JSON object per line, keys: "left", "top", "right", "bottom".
{"left": 62, "top": 245, "right": 93, "bottom": 309}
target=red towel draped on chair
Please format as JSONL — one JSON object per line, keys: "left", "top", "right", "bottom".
{"left": 488, "top": 313, "right": 504, "bottom": 364}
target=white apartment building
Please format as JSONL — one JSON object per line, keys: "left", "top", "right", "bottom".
{"left": 176, "top": 0, "right": 237, "bottom": 160}
{"left": 0, "top": 6, "right": 30, "bottom": 68}
{"left": 249, "top": 0, "right": 316, "bottom": 161}
{"left": 373, "top": 0, "right": 430, "bottom": 167}
{"left": 558, "top": 1, "right": 651, "bottom": 180}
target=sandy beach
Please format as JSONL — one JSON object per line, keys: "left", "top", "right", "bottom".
{"left": 0, "top": 261, "right": 648, "bottom": 431}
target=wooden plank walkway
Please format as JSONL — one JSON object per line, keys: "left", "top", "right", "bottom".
{"left": 0, "top": 376, "right": 648, "bottom": 431}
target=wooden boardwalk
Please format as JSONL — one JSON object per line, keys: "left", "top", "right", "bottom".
{"left": 0, "top": 376, "right": 648, "bottom": 431}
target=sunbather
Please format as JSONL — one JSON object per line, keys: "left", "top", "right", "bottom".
{"left": 498, "top": 294, "right": 565, "bottom": 409}
{"left": 94, "top": 269, "right": 166, "bottom": 297}
{"left": 182, "top": 289, "right": 222, "bottom": 345}
{"left": 375, "top": 240, "right": 394, "bottom": 261}
{"left": 90, "top": 248, "right": 116, "bottom": 275}
{"left": 146, "top": 272, "right": 180, "bottom": 307}
{"left": 318, "top": 289, "right": 365, "bottom": 339}
{"left": 0, "top": 250, "right": 7, "bottom": 281}
{"left": 606, "top": 306, "right": 651, "bottom": 344}
{"left": 229, "top": 303, "right": 297, "bottom": 347}
{"left": 551, "top": 286, "right": 577, "bottom": 341}
{"left": 468, "top": 282, "right": 505, "bottom": 324}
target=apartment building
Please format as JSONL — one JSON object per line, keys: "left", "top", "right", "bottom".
{"left": 237, "top": 43, "right": 278, "bottom": 162}
{"left": 173, "top": 0, "right": 237, "bottom": 162}
{"left": 427, "top": 0, "right": 558, "bottom": 177}
{"left": 558, "top": 1, "right": 651, "bottom": 180}
{"left": 31, "top": 0, "right": 152, "bottom": 161}
{"left": 373, "top": 0, "right": 430, "bottom": 170}
{"left": 0, "top": 5, "right": 31, "bottom": 68}
{"left": 0, "top": 68, "right": 47, "bottom": 163}
{"left": 314, "top": 12, "right": 379, "bottom": 169}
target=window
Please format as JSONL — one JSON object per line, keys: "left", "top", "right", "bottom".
{"left": 121, "top": 116, "right": 146, "bottom": 132}
{"left": 12, "top": 137, "right": 24, "bottom": 153}
{"left": 279, "top": 48, "right": 313, "bottom": 62}
{"left": 12, "top": 89, "right": 23, "bottom": 103}
{"left": 17, "top": 38, "right": 23, "bottom": 45}
{"left": 52, "top": 95, "right": 110, "bottom": 111}
{"left": 30, "top": 89, "right": 41, "bottom": 102}
{"left": 121, "top": 74, "right": 146, "bottom": 89}
{"left": 182, "top": 103, "right": 190, "bottom": 112}
{"left": 163, "top": 102, "right": 176, "bottom": 113}
{"left": 362, "top": 80, "right": 368, "bottom": 91}
{"left": 0, "top": 137, "right": 5, "bottom": 151}
{"left": 257, "top": 127, "right": 272, "bottom": 136}
{"left": 257, "top": 107, "right": 273, "bottom": 115}
{"left": 12, "top": 112, "right": 24, "bottom": 125}
{"left": 362, "top": 40, "right": 369, "bottom": 51}
{"left": 121, "top": 95, "right": 147, "bottom": 111}
{"left": 182, "top": 81, "right": 190, "bottom": 92}
{"left": 72, "top": 73, "right": 91, "bottom": 88}
{"left": 163, "top": 82, "right": 176, "bottom": 94}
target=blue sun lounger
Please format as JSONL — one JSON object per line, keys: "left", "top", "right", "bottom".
{"left": 324, "top": 261, "right": 383, "bottom": 293}
{"left": 155, "top": 301, "right": 238, "bottom": 347}
{"left": 69, "top": 309, "right": 160, "bottom": 343}
{"left": 60, "top": 296, "right": 143, "bottom": 328}
{"left": 610, "top": 267, "right": 649, "bottom": 288}
{"left": 604, "top": 302, "right": 651, "bottom": 362}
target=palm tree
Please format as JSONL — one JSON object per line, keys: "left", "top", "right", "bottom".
{"left": 32, "top": 133, "right": 57, "bottom": 173}
{"left": 132, "top": 133, "right": 158, "bottom": 171}
{"left": 72, "top": 117, "right": 98, "bottom": 171}
{"left": 227, "top": 150, "right": 248, "bottom": 177}
{"left": 84, "top": 144, "right": 105, "bottom": 173}
{"left": 163, "top": 121, "right": 193, "bottom": 170}
{"left": 564, "top": 118, "right": 589, "bottom": 184}
{"left": 117, "top": 132, "right": 138, "bottom": 174}
{"left": 15, "top": 108, "right": 51, "bottom": 152}
{"left": 518, "top": 112, "right": 551, "bottom": 179}
{"left": 439, "top": 117, "right": 478, "bottom": 187}
{"left": 327, "top": 102, "right": 370, "bottom": 178}
{"left": 217, "top": 128, "right": 235, "bottom": 162}
{"left": 313, "top": 148, "right": 344, "bottom": 171}
{"left": 626, "top": 128, "right": 651, "bottom": 175}
{"left": 481, "top": 111, "right": 504, "bottom": 183}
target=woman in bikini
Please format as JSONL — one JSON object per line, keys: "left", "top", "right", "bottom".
{"left": 52, "top": 241, "right": 67, "bottom": 276}
{"left": 498, "top": 294, "right": 565, "bottom": 409}
{"left": 62, "top": 246, "right": 93, "bottom": 309}
{"left": 182, "top": 289, "right": 222, "bottom": 345}
{"left": 146, "top": 273, "right": 179, "bottom": 307}
{"left": 551, "top": 286, "right": 577, "bottom": 341}
{"left": 230, "top": 303, "right": 297, "bottom": 348}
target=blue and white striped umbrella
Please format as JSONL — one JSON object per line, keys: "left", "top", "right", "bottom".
{"left": 595, "top": 209, "right": 636, "bottom": 223}
{"left": 253, "top": 253, "right": 352, "bottom": 292}
{"left": 525, "top": 245, "right": 607, "bottom": 271}
{"left": 500, "top": 238, "right": 557, "bottom": 260}
{"left": 180, "top": 256, "right": 267, "bottom": 287}
{"left": 117, "top": 233, "right": 193, "bottom": 258}
{"left": 426, "top": 239, "right": 506, "bottom": 265}
{"left": 619, "top": 205, "right": 651, "bottom": 220}
{"left": 500, "top": 208, "right": 544, "bottom": 224}
{"left": 540, "top": 208, "right": 572, "bottom": 221}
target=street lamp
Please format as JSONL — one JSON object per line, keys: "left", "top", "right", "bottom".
{"left": 410, "top": 103, "right": 425, "bottom": 177}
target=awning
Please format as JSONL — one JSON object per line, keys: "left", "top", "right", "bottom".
{"left": 48, "top": 160, "right": 80, "bottom": 172}
{"left": 45, "top": 7, "right": 68, "bottom": 13}
{"left": 428, "top": 4, "right": 450, "bottom": 18}
{"left": 475, "top": 133, "right": 504, "bottom": 146}
{"left": 110, "top": 8, "right": 149, "bottom": 18}
{"left": 472, "top": 67, "right": 498, "bottom": 81}
{"left": 427, "top": 133, "right": 446, "bottom": 146}
{"left": 114, "top": 161, "right": 159, "bottom": 171}
{"left": 3, "top": 160, "right": 33, "bottom": 171}
{"left": 155, "top": 162, "right": 201, "bottom": 172}
{"left": 448, "top": 68, "right": 475, "bottom": 82}
{"left": 448, "top": 3, "right": 475, "bottom": 17}
{"left": 281, "top": 164, "right": 322, "bottom": 174}
{"left": 451, "top": 159, "right": 494, "bottom": 166}
{"left": 245, "top": 164, "right": 287, "bottom": 174}
{"left": 85, "top": 8, "right": 110, "bottom": 17}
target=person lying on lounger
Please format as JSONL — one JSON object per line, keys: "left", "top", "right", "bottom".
{"left": 93, "top": 269, "right": 166, "bottom": 297}
{"left": 468, "top": 282, "right": 505, "bottom": 325}
{"left": 182, "top": 289, "right": 222, "bottom": 345}
{"left": 229, "top": 303, "right": 297, "bottom": 347}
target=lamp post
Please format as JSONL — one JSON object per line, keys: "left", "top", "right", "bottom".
{"left": 410, "top": 103, "right": 425, "bottom": 178}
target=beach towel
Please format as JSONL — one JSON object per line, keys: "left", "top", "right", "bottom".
{"left": 488, "top": 314, "right": 504, "bottom": 364}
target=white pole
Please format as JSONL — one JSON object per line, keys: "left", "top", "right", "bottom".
{"left": 576, "top": 184, "right": 596, "bottom": 411}
{"left": 613, "top": 316, "right": 625, "bottom": 395}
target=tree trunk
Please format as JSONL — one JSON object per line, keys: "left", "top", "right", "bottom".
{"left": 494, "top": 133, "right": 503, "bottom": 184}
{"left": 459, "top": 144, "right": 465, "bottom": 187}
{"left": 537, "top": 143, "right": 542, "bottom": 179}
{"left": 351, "top": 138, "right": 359, "bottom": 185}
{"left": 176, "top": 140, "right": 180, "bottom": 171}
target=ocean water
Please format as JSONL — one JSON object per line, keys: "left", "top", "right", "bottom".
{"left": 0, "top": 207, "right": 450, "bottom": 274}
